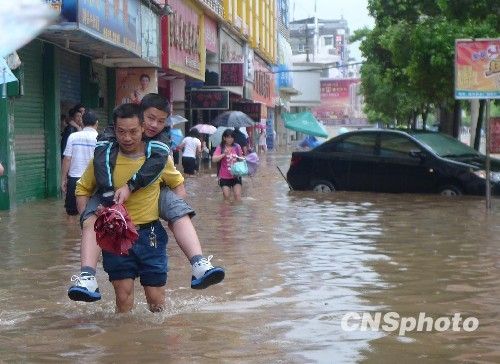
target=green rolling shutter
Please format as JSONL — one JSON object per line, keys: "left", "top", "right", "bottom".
{"left": 13, "top": 41, "right": 46, "bottom": 203}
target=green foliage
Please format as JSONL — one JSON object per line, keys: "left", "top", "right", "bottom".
{"left": 354, "top": 0, "right": 500, "bottom": 126}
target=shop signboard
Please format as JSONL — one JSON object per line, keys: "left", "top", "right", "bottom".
{"left": 190, "top": 89, "right": 229, "bottom": 109}
{"left": 220, "top": 28, "right": 244, "bottom": 63}
{"left": 252, "top": 55, "right": 275, "bottom": 107}
{"left": 455, "top": 39, "right": 500, "bottom": 99}
{"left": 141, "top": 3, "right": 160, "bottom": 66}
{"left": 77, "top": 0, "right": 141, "bottom": 55}
{"left": 233, "top": 102, "right": 261, "bottom": 122}
{"left": 161, "top": 0, "right": 206, "bottom": 81}
{"left": 204, "top": 16, "right": 218, "bottom": 53}
{"left": 220, "top": 63, "right": 244, "bottom": 86}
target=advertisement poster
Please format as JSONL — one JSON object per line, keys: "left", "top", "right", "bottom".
{"left": 116, "top": 68, "right": 158, "bottom": 105}
{"left": 312, "top": 79, "right": 360, "bottom": 124}
{"left": 455, "top": 39, "right": 500, "bottom": 99}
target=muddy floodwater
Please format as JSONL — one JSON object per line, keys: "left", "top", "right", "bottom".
{"left": 1, "top": 152, "right": 499, "bottom": 363}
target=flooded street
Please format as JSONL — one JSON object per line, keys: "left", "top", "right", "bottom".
{"left": 1, "top": 151, "right": 500, "bottom": 363}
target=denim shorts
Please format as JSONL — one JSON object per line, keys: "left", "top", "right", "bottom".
{"left": 80, "top": 187, "right": 195, "bottom": 228}
{"left": 102, "top": 221, "right": 168, "bottom": 287}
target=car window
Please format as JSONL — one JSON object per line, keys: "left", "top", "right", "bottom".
{"left": 336, "top": 134, "right": 377, "bottom": 155}
{"left": 380, "top": 134, "right": 420, "bottom": 158}
{"left": 411, "top": 132, "right": 481, "bottom": 158}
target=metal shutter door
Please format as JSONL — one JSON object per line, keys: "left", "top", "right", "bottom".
{"left": 14, "top": 40, "right": 46, "bottom": 203}
{"left": 59, "top": 49, "right": 81, "bottom": 105}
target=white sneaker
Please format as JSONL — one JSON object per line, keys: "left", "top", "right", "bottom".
{"left": 68, "top": 273, "right": 101, "bottom": 302}
{"left": 191, "top": 255, "right": 225, "bottom": 289}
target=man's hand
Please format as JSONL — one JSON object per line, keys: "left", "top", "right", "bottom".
{"left": 114, "top": 185, "right": 131, "bottom": 204}
{"left": 61, "top": 179, "right": 67, "bottom": 195}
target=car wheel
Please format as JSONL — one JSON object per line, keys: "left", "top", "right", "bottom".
{"left": 311, "top": 180, "right": 335, "bottom": 192}
{"left": 439, "top": 185, "right": 463, "bottom": 196}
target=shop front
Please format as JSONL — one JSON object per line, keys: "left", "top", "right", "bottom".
{"left": 0, "top": 0, "right": 154, "bottom": 209}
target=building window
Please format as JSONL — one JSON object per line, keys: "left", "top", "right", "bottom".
{"left": 324, "top": 36, "right": 333, "bottom": 46}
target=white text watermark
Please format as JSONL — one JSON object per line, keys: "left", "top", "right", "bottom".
{"left": 341, "top": 312, "right": 479, "bottom": 336}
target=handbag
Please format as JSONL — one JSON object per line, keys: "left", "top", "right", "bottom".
{"left": 230, "top": 159, "right": 249, "bottom": 177}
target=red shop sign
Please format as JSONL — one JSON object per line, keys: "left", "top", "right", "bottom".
{"left": 220, "top": 63, "right": 244, "bottom": 86}
{"left": 233, "top": 102, "right": 261, "bottom": 122}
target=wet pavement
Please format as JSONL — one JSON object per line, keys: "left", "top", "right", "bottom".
{"left": 0, "top": 151, "right": 499, "bottom": 363}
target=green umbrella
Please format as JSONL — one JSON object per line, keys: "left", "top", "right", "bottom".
{"left": 282, "top": 112, "right": 329, "bottom": 138}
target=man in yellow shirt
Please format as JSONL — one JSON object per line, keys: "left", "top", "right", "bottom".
{"left": 76, "top": 103, "right": 183, "bottom": 313}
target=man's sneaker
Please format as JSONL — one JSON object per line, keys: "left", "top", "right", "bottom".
{"left": 68, "top": 273, "right": 101, "bottom": 302}
{"left": 191, "top": 255, "right": 225, "bottom": 289}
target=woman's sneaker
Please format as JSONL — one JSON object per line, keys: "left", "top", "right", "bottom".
{"left": 68, "top": 273, "right": 101, "bottom": 302}
{"left": 191, "top": 255, "right": 225, "bottom": 289}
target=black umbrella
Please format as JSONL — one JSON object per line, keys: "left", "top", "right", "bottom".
{"left": 212, "top": 111, "right": 255, "bottom": 127}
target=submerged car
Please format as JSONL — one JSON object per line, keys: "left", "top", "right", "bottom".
{"left": 286, "top": 129, "right": 500, "bottom": 195}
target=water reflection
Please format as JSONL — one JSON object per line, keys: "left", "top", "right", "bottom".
{"left": 0, "top": 152, "right": 499, "bottom": 362}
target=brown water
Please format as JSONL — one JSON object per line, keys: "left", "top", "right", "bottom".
{"left": 1, "top": 152, "right": 499, "bottom": 363}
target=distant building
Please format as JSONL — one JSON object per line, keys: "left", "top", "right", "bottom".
{"left": 289, "top": 16, "right": 350, "bottom": 78}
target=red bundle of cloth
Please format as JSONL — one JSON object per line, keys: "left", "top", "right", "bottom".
{"left": 94, "top": 203, "right": 138, "bottom": 255}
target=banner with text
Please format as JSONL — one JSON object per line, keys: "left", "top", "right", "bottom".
{"left": 455, "top": 39, "right": 500, "bottom": 100}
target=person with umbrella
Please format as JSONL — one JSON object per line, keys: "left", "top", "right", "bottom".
{"left": 212, "top": 129, "right": 244, "bottom": 201}
{"left": 74, "top": 103, "right": 178, "bottom": 313}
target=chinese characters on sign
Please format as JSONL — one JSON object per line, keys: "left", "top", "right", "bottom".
{"left": 162, "top": 0, "right": 205, "bottom": 80}
{"left": 78, "top": 0, "right": 141, "bottom": 55}
{"left": 190, "top": 90, "right": 229, "bottom": 109}
{"left": 233, "top": 102, "right": 261, "bottom": 122}
{"left": 312, "top": 79, "right": 362, "bottom": 124}
{"left": 455, "top": 39, "right": 500, "bottom": 99}
{"left": 220, "top": 63, "right": 244, "bottom": 86}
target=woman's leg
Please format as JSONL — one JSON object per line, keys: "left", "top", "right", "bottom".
{"left": 222, "top": 186, "right": 232, "bottom": 200}
{"left": 233, "top": 183, "right": 242, "bottom": 201}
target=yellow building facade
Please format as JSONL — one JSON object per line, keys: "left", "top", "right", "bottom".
{"left": 223, "top": 0, "right": 276, "bottom": 64}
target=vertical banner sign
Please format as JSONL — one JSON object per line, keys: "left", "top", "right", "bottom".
{"left": 204, "top": 15, "right": 218, "bottom": 53}
{"left": 455, "top": 39, "right": 500, "bottom": 99}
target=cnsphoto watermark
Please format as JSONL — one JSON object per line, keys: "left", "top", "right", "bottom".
{"left": 341, "top": 312, "right": 479, "bottom": 336}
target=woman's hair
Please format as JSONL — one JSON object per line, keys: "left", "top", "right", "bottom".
{"left": 220, "top": 129, "right": 235, "bottom": 149}
{"left": 188, "top": 128, "right": 201, "bottom": 138}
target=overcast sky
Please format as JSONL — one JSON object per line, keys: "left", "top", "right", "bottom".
{"left": 290, "top": 0, "right": 375, "bottom": 61}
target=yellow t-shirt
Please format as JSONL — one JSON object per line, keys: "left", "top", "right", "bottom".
{"left": 76, "top": 153, "right": 184, "bottom": 225}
